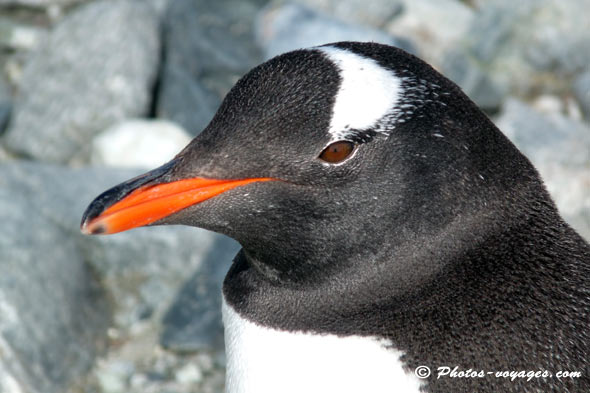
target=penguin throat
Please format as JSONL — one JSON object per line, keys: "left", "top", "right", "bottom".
{"left": 239, "top": 245, "right": 342, "bottom": 289}
{"left": 242, "top": 249, "right": 285, "bottom": 285}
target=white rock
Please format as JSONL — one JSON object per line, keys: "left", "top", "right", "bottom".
{"left": 91, "top": 119, "right": 192, "bottom": 168}
{"left": 95, "top": 360, "right": 134, "bottom": 392}
{"left": 531, "top": 95, "right": 564, "bottom": 116}
{"left": 175, "top": 363, "right": 203, "bottom": 384}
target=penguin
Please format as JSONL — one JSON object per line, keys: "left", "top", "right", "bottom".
{"left": 81, "top": 42, "right": 590, "bottom": 393}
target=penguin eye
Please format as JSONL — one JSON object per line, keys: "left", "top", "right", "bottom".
{"left": 318, "top": 141, "right": 355, "bottom": 163}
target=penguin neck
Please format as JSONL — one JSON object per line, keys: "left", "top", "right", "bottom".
{"left": 223, "top": 199, "right": 570, "bottom": 337}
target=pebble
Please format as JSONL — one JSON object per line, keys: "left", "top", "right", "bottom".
{"left": 175, "top": 363, "right": 203, "bottom": 385}
{"left": 91, "top": 119, "right": 192, "bottom": 169}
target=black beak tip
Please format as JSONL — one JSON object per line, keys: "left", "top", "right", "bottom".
{"left": 80, "top": 198, "right": 106, "bottom": 234}
{"left": 79, "top": 159, "right": 179, "bottom": 235}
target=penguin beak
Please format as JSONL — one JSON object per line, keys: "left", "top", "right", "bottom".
{"left": 80, "top": 159, "right": 274, "bottom": 235}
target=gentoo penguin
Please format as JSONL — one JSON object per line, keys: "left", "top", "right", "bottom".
{"left": 81, "top": 42, "right": 590, "bottom": 393}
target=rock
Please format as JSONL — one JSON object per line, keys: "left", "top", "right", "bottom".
{"left": 1, "top": 161, "right": 223, "bottom": 332}
{"left": 81, "top": 224, "right": 221, "bottom": 331}
{"left": 95, "top": 360, "right": 134, "bottom": 393}
{"left": 0, "top": 145, "right": 12, "bottom": 162}
{"left": 439, "top": 2, "right": 525, "bottom": 111}
{"left": 293, "top": 0, "right": 404, "bottom": 29}
{"left": 175, "top": 363, "right": 203, "bottom": 384}
{"left": 531, "top": 95, "right": 567, "bottom": 116}
{"left": 256, "top": 3, "right": 415, "bottom": 61}
{"left": 145, "top": 0, "right": 174, "bottom": 16}
{"left": 88, "top": 340, "right": 225, "bottom": 393}
{"left": 495, "top": 98, "right": 590, "bottom": 241}
{"left": 528, "top": 95, "right": 583, "bottom": 121}
{"left": 384, "top": 0, "right": 520, "bottom": 110}
{"left": 157, "top": 0, "right": 264, "bottom": 135}
{"left": 521, "top": 1, "right": 590, "bottom": 75}
{"left": 0, "top": 163, "right": 110, "bottom": 393}
{"left": 2, "top": 0, "right": 160, "bottom": 163}
{"left": 0, "top": 160, "right": 232, "bottom": 392}
{"left": 0, "top": 17, "right": 45, "bottom": 52}
{"left": 0, "top": 0, "right": 88, "bottom": 7}
{"left": 443, "top": 0, "right": 590, "bottom": 105}
{"left": 460, "top": 1, "right": 518, "bottom": 64}
{"left": 157, "top": 67, "right": 220, "bottom": 137}
{"left": 385, "top": 0, "right": 474, "bottom": 67}
{"left": 443, "top": 49, "right": 506, "bottom": 111}
{"left": 14, "top": 162, "right": 222, "bottom": 331}
{"left": 0, "top": 75, "right": 12, "bottom": 136}
{"left": 91, "top": 119, "right": 192, "bottom": 169}
{"left": 574, "top": 71, "right": 590, "bottom": 120}
{"left": 161, "top": 235, "right": 240, "bottom": 352}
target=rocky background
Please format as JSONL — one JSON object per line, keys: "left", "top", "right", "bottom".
{"left": 0, "top": 0, "right": 588, "bottom": 392}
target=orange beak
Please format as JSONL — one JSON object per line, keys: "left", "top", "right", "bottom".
{"left": 81, "top": 175, "right": 274, "bottom": 235}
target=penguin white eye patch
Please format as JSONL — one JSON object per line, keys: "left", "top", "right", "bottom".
{"left": 318, "top": 141, "right": 356, "bottom": 163}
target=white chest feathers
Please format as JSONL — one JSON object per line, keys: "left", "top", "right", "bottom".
{"left": 222, "top": 298, "right": 424, "bottom": 393}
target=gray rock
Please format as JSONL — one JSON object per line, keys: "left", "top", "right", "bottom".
{"left": 495, "top": 98, "right": 590, "bottom": 241}
{"left": 2, "top": 161, "right": 223, "bottom": 330}
{"left": 385, "top": 0, "right": 474, "bottom": 67}
{"left": 443, "top": 0, "right": 590, "bottom": 102}
{"left": 145, "top": 0, "right": 174, "bottom": 16}
{"left": 157, "top": 66, "right": 220, "bottom": 137}
{"left": 437, "top": 1, "right": 516, "bottom": 111}
{"left": 2, "top": 0, "right": 160, "bottom": 163}
{"left": 0, "top": 160, "right": 233, "bottom": 392}
{"left": 438, "top": 5, "right": 511, "bottom": 110}
{"left": 293, "top": 0, "right": 404, "bottom": 29}
{"left": 257, "top": 3, "right": 415, "bottom": 61}
{"left": 573, "top": 71, "right": 590, "bottom": 120}
{"left": 157, "top": 0, "right": 264, "bottom": 135}
{"left": 94, "top": 360, "right": 134, "bottom": 393}
{"left": 442, "top": 49, "right": 507, "bottom": 111}
{"left": 463, "top": 0, "right": 590, "bottom": 75}
{"left": 89, "top": 339, "right": 225, "bottom": 393}
{"left": 0, "top": 147, "right": 9, "bottom": 163}
{"left": 81, "top": 225, "right": 221, "bottom": 330}
{"left": 0, "top": 163, "right": 110, "bottom": 393}
{"left": 161, "top": 235, "right": 240, "bottom": 352}
{"left": 0, "top": 75, "right": 11, "bottom": 136}
{"left": 462, "top": 1, "right": 518, "bottom": 64}
{"left": 521, "top": 1, "right": 590, "bottom": 75}
{"left": 0, "top": 0, "right": 88, "bottom": 7}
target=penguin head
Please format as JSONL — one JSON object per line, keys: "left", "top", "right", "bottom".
{"left": 81, "top": 42, "right": 542, "bottom": 287}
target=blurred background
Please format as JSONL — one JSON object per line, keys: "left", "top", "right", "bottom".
{"left": 0, "top": 0, "right": 588, "bottom": 392}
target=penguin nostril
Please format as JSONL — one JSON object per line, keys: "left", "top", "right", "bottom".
{"left": 318, "top": 141, "right": 355, "bottom": 163}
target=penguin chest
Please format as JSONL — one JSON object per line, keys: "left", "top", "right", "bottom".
{"left": 222, "top": 299, "right": 424, "bottom": 393}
